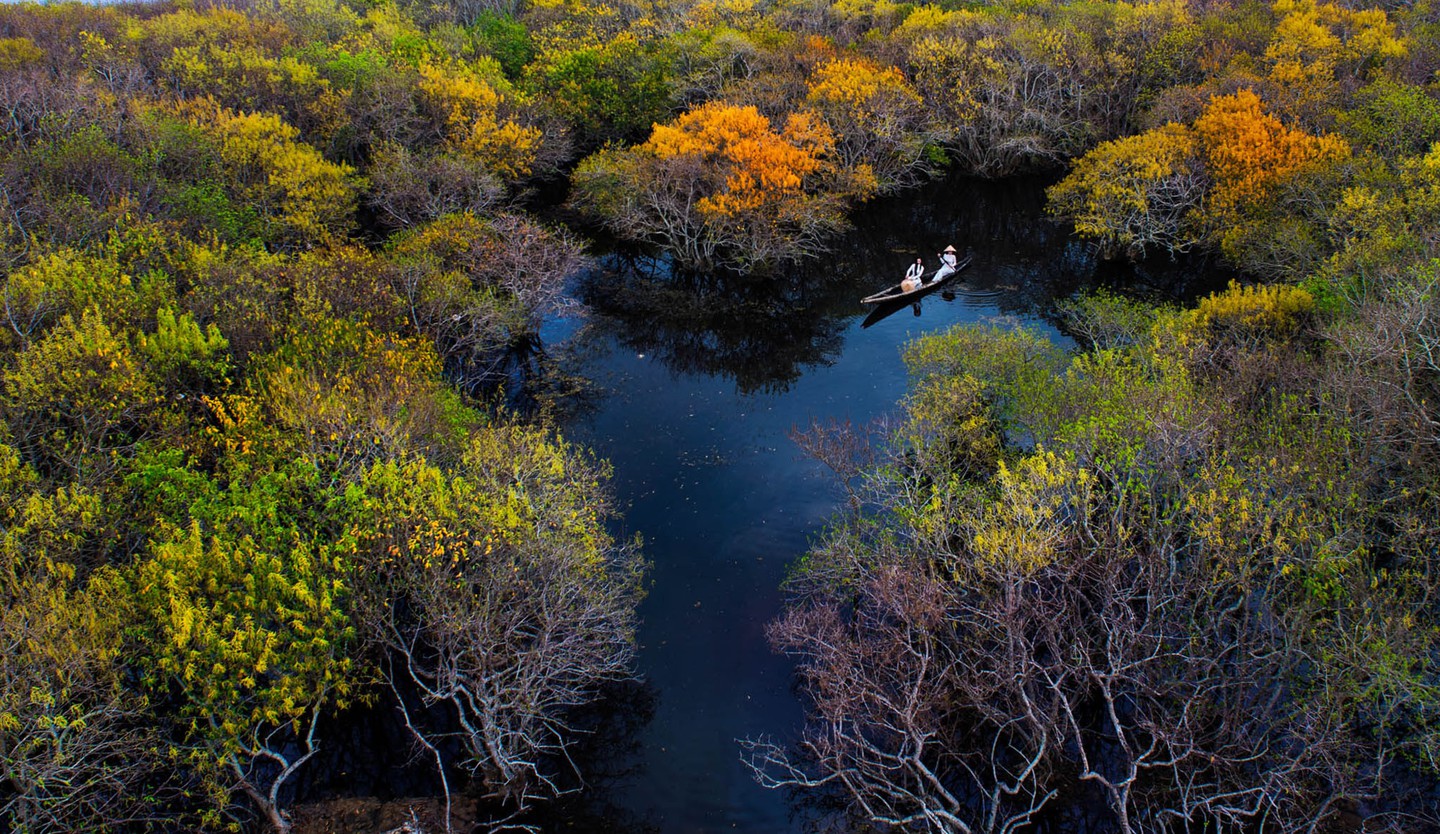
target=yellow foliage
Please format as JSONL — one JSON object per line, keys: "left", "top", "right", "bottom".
{"left": 0, "top": 37, "right": 44, "bottom": 71}
{"left": 684, "top": 0, "right": 764, "bottom": 30}
{"left": 526, "top": 0, "right": 625, "bottom": 51}
{"left": 418, "top": 62, "right": 502, "bottom": 133}
{"left": 967, "top": 450, "right": 1092, "bottom": 578}
{"left": 1266, "top": 0, "right": 1404, "bottom": 86}
{"left": 0, "top": 249, "right": 140, "bottom": 347}
{"left": 1169, "top": 281, "right": 1315, "bottom": 347}
{"left": 347, "top": 425, "right": 618, "bottom": 589}
{"left": 894, "top": 5, "right": 967, "bottom": 40}
{"left": 1048, "top": 122, "right": 1201, "bottom": 256}
{"left": 141, "top": 6, "right": 286, "bottom": 55}
{"left": 1184, "top": 452, "right": 1355, "bottom": 590}
{"left": 417, "top": 63, "right": 540, "bottom": 179}
{"left": 251, "top": 316, "right": 447, "bottom": 471}
{"left": 173, "top": 100, "right": 357, "bottom": 245}
{"left": 135, "top": 524, "right": 352, "bottom": 749}
{"left": 806, "top": 58, "right": 921, "bottom": 122}
{"left": 160, "top": 42, "right": 348, "bottom": 143}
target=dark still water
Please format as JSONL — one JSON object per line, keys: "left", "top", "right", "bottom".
{"left": 539, "top": 176, "right": 1228, "bottom": 833}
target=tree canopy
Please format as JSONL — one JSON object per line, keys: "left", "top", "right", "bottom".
{"left": 0, "top": 0, "right": 1438, "bottom": 830}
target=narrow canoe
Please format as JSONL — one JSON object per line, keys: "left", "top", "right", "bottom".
{"left": 861, "top": 254, "right": 973, "bottom": 305}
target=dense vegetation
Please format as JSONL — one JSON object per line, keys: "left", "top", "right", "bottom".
{"left": 0, "top": 1, "right": 648, "bottom": 831}
{"left": 738, "top": 0, "right": 1440, "bottom": 830}
{"left": 0, "top": 0, "right": 1437, "bottom": 831}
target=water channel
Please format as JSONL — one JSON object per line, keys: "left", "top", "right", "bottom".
{"left": 534, "top": 175, "right": 1230, "bottom": 833}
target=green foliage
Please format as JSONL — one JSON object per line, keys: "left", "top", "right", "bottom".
{"left": 311, "top": 45, "right": 389, "bottom": 89}
{"left": 895, "top": 371, "right": 1002, "bottom": 488}
{"left": 131, "top": 525, "right": 353, "bottom": 737}
{"left": 470, "top": 12, "right": 535, "bottom": 79}
{"left": 1339, "top": 79, "right": 1440, "bottom": 160}
{"left": 903, "top": 323, "right": 1070, "bottom": 436}
{"left": 1056, "top": 288, "right": 1170, "bottom": 350}
{"left": 0, "top": 250, "right": 140, "bottom": 350}
{"left": 527, "top": 33, "right": 675, "bottom": 147}
{"left": 127, "top": 522, "right": 354, "bottom": 828}
{"left": 138, "top": 308, "right": 231, "bottom": 392}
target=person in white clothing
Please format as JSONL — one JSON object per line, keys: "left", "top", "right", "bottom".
{"left": 900, "top": 258, "right": 925, "bottom": 293}
{"left": 933, "top": 245, "right": 959, "bottom": 283}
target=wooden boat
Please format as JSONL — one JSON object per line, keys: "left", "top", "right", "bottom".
{"left": 861, "top": 254, "right": 973, "bottom": 305}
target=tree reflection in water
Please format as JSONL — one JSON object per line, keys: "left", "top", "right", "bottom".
{"left": 563, "top": 174, "right": 1229, "bottom": 398}
{"left": 574, "top": 255, "right": 853, "bottom": 396}
{"left": 501, "top": 174, "right": 1235, "bottom": 834}
{"left": 292, "top": 680, "right": 659, "bottom": 833}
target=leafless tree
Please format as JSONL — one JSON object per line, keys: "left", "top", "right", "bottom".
{"left": 350, "top": 435, "right": 646, "bottom": 832}
{"left": 367, "top": 143, "right": 505, "bottom": 232}
{"left": 0, "top": 579, "right": 178, "bottom": 834}
{"left": 744, "top": 558, "right": 1060, "bottom": 834}
{"left": 750, "top": 342, "right": 1428, "bottom": 833}
{"left": 368, "top": 541, "right": 644, "bottom": 830}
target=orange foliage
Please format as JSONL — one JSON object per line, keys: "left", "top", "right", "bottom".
{"left": 645, "top": 102, "right": 834, "bottom": 217}
{"left": 1192, "top": 89, "right": 1348, "bottom": 216}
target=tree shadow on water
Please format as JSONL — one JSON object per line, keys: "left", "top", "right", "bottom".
{"left": 526, "top": 678, "right": 662, "bottom": 834}
{"left": 289, "top": 678, "right": 660, "bottom": 833}
{"left": 561, "top": 173, "right": 1235, "bottom": 399}
{"left": 573, "top": 254, "right": 858, "bottom": 396}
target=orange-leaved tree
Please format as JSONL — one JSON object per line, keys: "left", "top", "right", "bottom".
{"left": 1193, "top": 89, "right": 1349, "bottom": 218}
{"left": 1049, "top": 89, "right": 1348, "bottom": 273}
{"left": 573, "top": 101, "right": 852, "bottom": 269}
{"left": 1192, "top": 88, "right": 1349, "bottom": 272}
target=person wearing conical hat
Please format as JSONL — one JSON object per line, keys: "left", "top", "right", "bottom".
{"left": 934, "top": 245, "right": 959, "bottom": 282}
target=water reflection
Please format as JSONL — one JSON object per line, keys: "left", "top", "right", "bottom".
{"left": 292, "top": 679, "right": 659, "bottom": 832}
{"left": 529, "top": 174, "right": 1234, "bottom": 834}
{"left": 575, "top": 256, "right": 851, "bottom": 396}
{"left": 568, "top": 174, "right": 1229, "bottom": 398}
